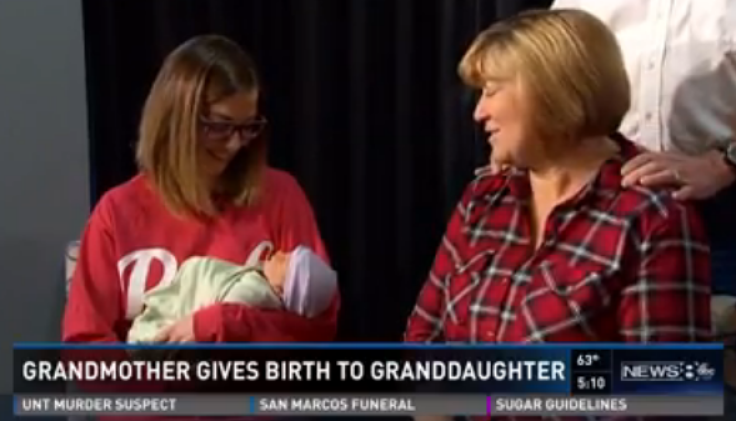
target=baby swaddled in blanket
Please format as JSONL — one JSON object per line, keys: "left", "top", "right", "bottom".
{"left": 127, "top": 241, "right": 337, "bottom": 344}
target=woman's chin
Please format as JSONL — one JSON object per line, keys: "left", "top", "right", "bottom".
{"left": 207, "top": 157, "right": 233, "bottom": 174}
{"left": 492, "top": 149, "right": 511, "bottom": 165}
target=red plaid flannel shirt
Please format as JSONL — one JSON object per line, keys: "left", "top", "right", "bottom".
{"left": 405, "top": 138, "right": 712, "bottom": 420}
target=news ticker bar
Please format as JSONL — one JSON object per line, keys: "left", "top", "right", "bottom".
{"left": 14, "top": 394, "right": 723, "bottom": 417}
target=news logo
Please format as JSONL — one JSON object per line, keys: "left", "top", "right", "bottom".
{"left": 620, "top": 361, "right": 715, "bottom": 382}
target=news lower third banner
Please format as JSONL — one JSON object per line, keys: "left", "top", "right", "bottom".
{"left": 14, "top": 394, "right": 724, "bottom": 416}
{"left": 13, "top": 343, "right": 725, "bottom": 416}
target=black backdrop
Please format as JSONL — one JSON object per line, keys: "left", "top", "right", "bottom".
{"left": 82, "top": 0, "right": 552, "bottom": 342}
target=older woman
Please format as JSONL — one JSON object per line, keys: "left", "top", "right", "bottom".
{"left": 63, "top": 35, "right": 338, "bottom": 345}
{"left": 405, "top": 9, "right": 711, "bottom": 346}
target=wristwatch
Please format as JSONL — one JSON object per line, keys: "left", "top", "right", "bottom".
{"left": 721, "top": 142, "right": 736, "bottom": 175}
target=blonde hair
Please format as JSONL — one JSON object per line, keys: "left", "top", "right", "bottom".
{"left": 136, "top": 34, "right": 264, "bottom": 218}
{"left": 459, "top": 9, "right": 630, "bottom": 140}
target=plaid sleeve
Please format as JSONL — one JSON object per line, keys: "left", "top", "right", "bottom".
{"left": 404, "top": 185, "right": 475, "bottom": 343}
{"left": 619, "top": 201, "right": 712, "bottom": 342}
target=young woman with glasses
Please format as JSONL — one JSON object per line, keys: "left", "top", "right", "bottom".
{"left": 63, "top": 35, "right": 338, "bottom": 347}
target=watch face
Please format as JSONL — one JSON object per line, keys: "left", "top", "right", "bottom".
{"left": 728, "top": 144, "right": 736, "bottom": 165}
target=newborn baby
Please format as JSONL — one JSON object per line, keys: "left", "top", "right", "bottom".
{"left": 127, "top": 243, "right": 337, "bottom": 343}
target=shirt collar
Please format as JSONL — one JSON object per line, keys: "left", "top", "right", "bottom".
{"left": 501, "top": 133, "right": 638, "bottom": 208}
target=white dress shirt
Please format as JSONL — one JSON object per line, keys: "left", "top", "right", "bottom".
{"left": 551, "top": 0, "right": 736, "bottom": 154}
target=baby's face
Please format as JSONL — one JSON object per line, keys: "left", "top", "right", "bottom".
{"left": 263, "top": 251, "right": 291, "bottom": 290}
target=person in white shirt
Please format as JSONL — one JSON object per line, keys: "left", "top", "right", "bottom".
{"left": 546, "top": 1, "right": 736, "bottom": 417}
{"left": 542, "top": 0, "right": 736, "bottom": 299}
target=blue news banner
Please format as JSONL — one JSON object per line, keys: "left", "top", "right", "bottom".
{"left": 12, "top": 343, "right": 725, "bottom": 417}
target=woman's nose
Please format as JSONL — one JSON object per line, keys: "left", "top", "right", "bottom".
{"left": 473, "top": 98, "right": 489, "bottom": 123}
{"left": 224, "top": 133, "right": 246, "bottom": 151}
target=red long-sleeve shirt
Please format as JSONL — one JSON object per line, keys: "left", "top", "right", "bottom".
{"left": 404, "top": 138, "right": 711, "bottom": 421}
{"left": 404, "top": 138, "right": 712, "bottom": 421}
{"left": 62, "top": 168, "right": 338, "bottom": 418}
{"left": 405, "top": 137, "right": 711, "bottom": 345}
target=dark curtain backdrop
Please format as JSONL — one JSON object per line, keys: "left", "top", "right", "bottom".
{"left": 82, "top": 0, "right": 552, "bottom": 342}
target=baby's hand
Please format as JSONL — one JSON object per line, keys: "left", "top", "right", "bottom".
{"left": 264, "top": 251, "right": 291, "bottom": 290}
{"left": 154, "top": 315, "right": 196, "bottom": 343}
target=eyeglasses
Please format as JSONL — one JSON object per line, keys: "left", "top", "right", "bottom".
{"left": 199, "top": 116, "right": 267, "bottom": 144}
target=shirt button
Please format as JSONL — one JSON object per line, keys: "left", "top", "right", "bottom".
{"left": 486, "top": 331, "right": 495, "bottom": 339}
{"left": 647, "top": 60, "right": 656, "bottom": 70}
{"left": 645, "top": 112, "right": 653, "bottom": 121}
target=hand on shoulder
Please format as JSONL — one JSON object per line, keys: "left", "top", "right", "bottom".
{"left": 620, "top": 149, "right": 735, "bottom": 200}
